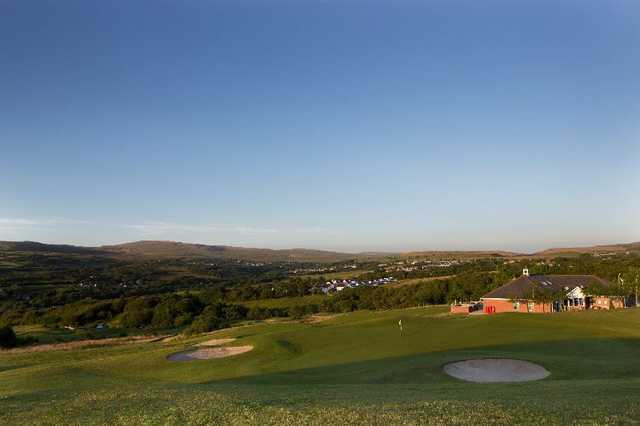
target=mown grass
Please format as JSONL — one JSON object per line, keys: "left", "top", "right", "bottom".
{"left": 2, "top": 307, "right": 640, "bottom": 424}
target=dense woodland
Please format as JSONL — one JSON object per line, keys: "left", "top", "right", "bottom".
{"left": 1, "top": 243, "right": 639, "bottom": 346}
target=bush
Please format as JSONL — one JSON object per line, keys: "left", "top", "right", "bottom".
{"left": 187, "top": 313, "right": 228, "bottom": 334}
{"left": 247, "top": 307, "right": 270, "bottom": 320}
{"left": 0, "top": 326, "right": 17, "bottom": 348}
{"left": 152, "top": 295, "right": 203, "bottom": 329}
{"left": 288, "top": 304, "right": 320, "bottom": 319}
{"left": 120, "top": 299, "right": 155, "bottom": 328}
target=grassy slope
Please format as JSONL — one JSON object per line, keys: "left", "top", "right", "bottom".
{"left": 12, "top": 325, "right": 121, "bottom": 344}
{"left": 2, "top": 308, "right": 640, "bottom": 425}
{"left": 240, "top": 294, "right": 326, "bottom": 309}
{"left": 296, "top": 269, "right": 372, "bottom": 280}
{"left": 101, "top": 241, "right": 366, "bottom": 263}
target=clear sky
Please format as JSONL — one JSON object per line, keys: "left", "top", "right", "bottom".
{"left": 1, "top": 0, "right": 639, "bottom": 252}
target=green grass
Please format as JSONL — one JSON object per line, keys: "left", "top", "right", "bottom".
{"left": 241, "top": 294, "right": 326, "bottom": 309}
{"left": 297, "top": 270, "right": 372, "bottom": 280}
{"left": 12, "top": 325, "right": 129, "bottom": 344}
{"left": 2, "top": 307, "right": 640, "bottom": 424}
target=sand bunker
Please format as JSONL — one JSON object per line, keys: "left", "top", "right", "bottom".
{"left": 443, "top": 358, "right": 550, "bottom": 383}
{"left": 167, "top": 345, "right": 253, "bottom": 361}
{"left": 195, "top": 338, "right": 236, "bottom": 347}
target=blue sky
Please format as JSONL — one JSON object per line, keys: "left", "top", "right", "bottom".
{"left": 1, "top": 0, "right": 639, "bottom": 252}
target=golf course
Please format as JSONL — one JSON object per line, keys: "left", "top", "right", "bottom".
{"left": 2, "top": 306, "right": 640, "bottom": 425}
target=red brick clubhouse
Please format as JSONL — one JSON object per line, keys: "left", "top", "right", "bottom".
{"left": 452, "top": 268, "right": 625, "bottom": 314}
{"left": 482, "top": 269, "right": 623, "bottom": 313}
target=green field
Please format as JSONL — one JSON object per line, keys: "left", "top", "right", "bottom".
{"left": 12, "top": 325, "right": 130, "bottom": 344}
{"left": 240, "top": 294, "right": 326, "bottom": 309}
{"left": 297, "top": 269, "right": 372, "bottom": 280}
{"left": 2, "top": 307, "right": 640, "bottom": 425}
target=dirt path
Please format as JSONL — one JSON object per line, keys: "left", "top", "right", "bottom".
{"left": 444, "top": 358, "right": 550, "bottom": 383}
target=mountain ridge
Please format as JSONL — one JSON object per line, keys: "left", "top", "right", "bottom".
{"left": 1, "top": 239, "right": 638, "bottom": 263}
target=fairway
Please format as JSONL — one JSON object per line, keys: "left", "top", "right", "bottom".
{"left": 2, "top": 307, "right": 640, "bottom": 425}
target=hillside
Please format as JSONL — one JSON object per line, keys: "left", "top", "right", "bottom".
{"left": 0, "top": 240, "right": 363, "bottom": 263}
{"left": 401, "top": 242, "right": 640, "bottom": 260}
{"left": 401, "top": 250, "right": 521, "bottom": 260}
{"left": 100, "top": 241, "right": 365, "bottom": 263}
{"left": 532, "top": 241, "right": 640, "bottom": 257}
{"left": 2, "top": 240, "right": 638, "bottom": 263}
{"left": 0, "top": 241, "right": 106, "bottom": 255}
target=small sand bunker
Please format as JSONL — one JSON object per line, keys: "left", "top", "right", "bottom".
{"left": 167, "top": 345, "right": 253, "bottom": 361}
{"left": 196, "top": 338, "right": 236, "bottom": 347}
{"left": 444, "top": 358, "right": 550, "bottom": 383}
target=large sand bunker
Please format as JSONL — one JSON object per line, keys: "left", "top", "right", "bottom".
{"left": 443, "top": 358, "right": 550, "bottom": 383}
{"left": 167, "top": 345, "right": 253, "bottom": 361}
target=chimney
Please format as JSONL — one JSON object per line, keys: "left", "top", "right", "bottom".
{"left": 523, "top": 268, "right": 529, "bottom": 277}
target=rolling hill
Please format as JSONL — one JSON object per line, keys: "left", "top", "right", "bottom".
{"left": 100, "top": 241, "right": 364, "bottom": 263}
{"left": 532, "top": 241, "right": 640, "bottom": 257}
{"left": 1, "top": 240, "right": 638, "bottom": 263}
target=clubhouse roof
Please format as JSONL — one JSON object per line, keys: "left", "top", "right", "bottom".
{"left": 482, "top": 274, "right": 612, "bottom": 300}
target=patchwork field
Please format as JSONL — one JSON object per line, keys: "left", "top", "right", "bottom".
{"left": 2, "top": 307, "right": 640, "bottom": 425}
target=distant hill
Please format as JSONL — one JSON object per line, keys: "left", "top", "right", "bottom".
{"left": 0, "top": 241, "right": 106, "bottom": 255}
{"left": 402, "top": 242, "right": 640, "bottom": 259}
{"left": 401, "top": 250, "right": 521, "bottom": 260}
{"left": 99, "top": 241, "right": 364, "bottom": 263}
{"left": 1, "top": 240, "right": 638, "bottom": 263}
{"left": 0, "top": 240, "right": 370, "bottom": 263}
{"left": 532, "top": 242, "right": 640, "bottom": 257}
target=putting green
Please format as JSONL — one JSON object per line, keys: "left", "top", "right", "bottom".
{"left": 2, "top": 307, "right": 640, "bottom": 424}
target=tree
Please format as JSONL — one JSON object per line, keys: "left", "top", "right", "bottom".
{"left": 585, "top": 280, "right": 608, "bottom": 297}
{"left": 528, "top": 283, "right": 559, "bottom": 313}
{"left": 187, "top": 305, "right": 228, "bottom": 334}
{"left": 624, "top": 267, "right": 640, "bottom": 307}
{"left": 247, "top": 307, "right": 270, "bottom": 320}
{"left": 120, "top": 299, "right": 154, "bottom": 328}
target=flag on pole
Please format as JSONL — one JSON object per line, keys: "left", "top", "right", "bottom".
{"left": 398, "top": 319, "right": 403, "bottom": 333}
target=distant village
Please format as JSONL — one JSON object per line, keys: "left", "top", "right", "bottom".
{"left": 376, "top": 259, "right": 462, "bottom": 273}
{"left": 316, "top": 277, "right": 396, "bottom": 294}
{"left": 293, "top": 259, "right": 465, "bottom": 276}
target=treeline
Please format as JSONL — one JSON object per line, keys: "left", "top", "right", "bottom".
{"left": 2, "top": 254, "right": 639, "bottom": 336}
{"left": 0, "top": 254, "right": 290, "bottom": 309}
{"left": 0, "top": 291, "right": 320, "bottom": 334}
{"left": 216, "top": 277, "right": 319, "bottom": 301}
{"left": 0, "top": 272, "right": 501, "bottom": 329}
{"left": 524, "top": 254, "right": 640, "bottom": 283}
{"left": 321, "top": 271, "right": 506, "bottom": 312}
